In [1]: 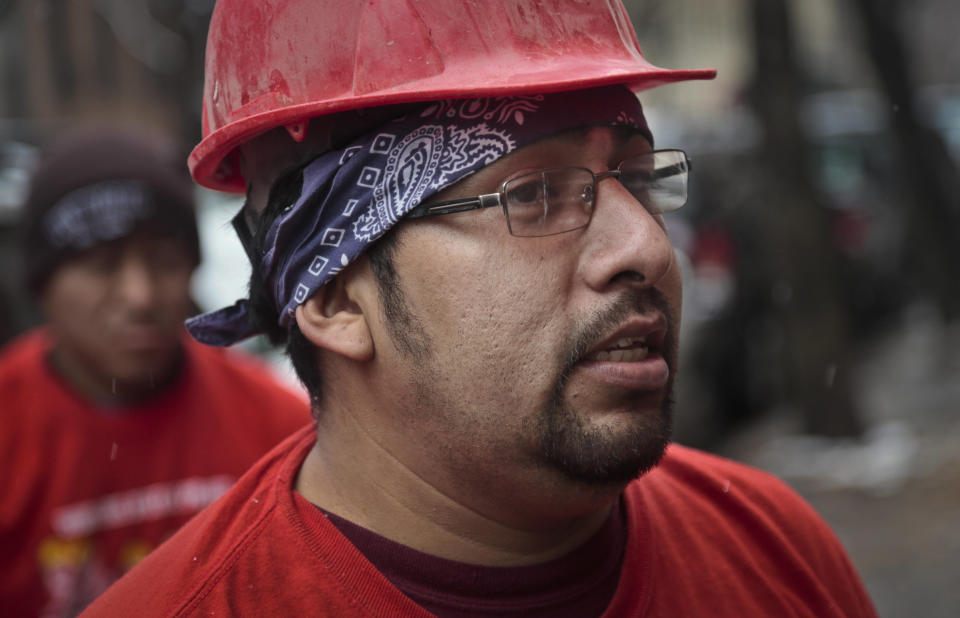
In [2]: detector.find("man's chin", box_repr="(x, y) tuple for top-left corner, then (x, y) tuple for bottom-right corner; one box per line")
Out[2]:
(537, 400), (673, 486)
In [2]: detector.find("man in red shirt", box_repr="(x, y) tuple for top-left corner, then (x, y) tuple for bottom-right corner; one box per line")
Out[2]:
(86, 2), (877, 616)
(0, 127), (311, 617)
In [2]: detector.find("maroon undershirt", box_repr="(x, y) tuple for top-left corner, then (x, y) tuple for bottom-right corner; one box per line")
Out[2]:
(318, 498), (627, 617)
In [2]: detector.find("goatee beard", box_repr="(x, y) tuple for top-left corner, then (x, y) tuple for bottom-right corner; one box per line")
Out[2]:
(537, 289), (678, 485)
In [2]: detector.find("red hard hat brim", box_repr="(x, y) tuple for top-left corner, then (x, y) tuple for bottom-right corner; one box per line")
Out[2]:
(189, 64), (716, 194)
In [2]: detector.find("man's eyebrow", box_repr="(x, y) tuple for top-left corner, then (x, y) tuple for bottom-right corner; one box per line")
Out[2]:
(615, 125), (654, 148)
(543, 124), (651, 149)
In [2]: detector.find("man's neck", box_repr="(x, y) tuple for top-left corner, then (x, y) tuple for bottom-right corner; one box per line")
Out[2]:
(294, 401), (625, 567)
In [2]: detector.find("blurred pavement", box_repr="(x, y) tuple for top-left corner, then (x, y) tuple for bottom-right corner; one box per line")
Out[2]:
(721, 301), (960, 618)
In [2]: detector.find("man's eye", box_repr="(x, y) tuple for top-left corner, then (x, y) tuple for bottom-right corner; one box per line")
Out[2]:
(506, 177), (545, 205)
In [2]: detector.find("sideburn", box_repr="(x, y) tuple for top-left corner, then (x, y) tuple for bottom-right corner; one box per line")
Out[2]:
(367, 231), (433, 362)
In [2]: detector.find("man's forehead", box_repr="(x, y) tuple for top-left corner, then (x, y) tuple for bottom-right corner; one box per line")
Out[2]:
(436, 125), (653, 198)
(508, 125), (651, 165)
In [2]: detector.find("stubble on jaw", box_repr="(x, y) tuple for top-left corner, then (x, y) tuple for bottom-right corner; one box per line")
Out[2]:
(537, 288), (679, 486)
(372, 239), (679, 486)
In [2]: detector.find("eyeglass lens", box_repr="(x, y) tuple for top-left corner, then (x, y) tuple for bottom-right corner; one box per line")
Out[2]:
(502, 150), (689, 237)
(504, 168), (594, 236)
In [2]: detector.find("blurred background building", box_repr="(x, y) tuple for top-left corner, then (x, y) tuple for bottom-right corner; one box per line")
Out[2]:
(1, 1), (958, 615)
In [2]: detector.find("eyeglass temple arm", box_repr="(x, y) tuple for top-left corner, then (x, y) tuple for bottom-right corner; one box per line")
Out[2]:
(600, 158), (691, 184)
(407, 193), (502, 219)
(655, 160), (691, 178)
(642, 160), (691, 183)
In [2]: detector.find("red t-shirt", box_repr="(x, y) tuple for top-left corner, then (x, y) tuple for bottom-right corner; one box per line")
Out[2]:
(83, 425), (877, 617)
(0, 329), (312, 617)
(318, 499), (625, 617)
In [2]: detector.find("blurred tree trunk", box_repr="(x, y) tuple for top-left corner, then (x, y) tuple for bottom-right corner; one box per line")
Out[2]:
(849, 0), (960, 321)
(747, 0), (863, 436)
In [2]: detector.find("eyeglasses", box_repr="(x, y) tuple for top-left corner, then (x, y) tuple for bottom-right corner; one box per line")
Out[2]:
(406, 149), (691, 237)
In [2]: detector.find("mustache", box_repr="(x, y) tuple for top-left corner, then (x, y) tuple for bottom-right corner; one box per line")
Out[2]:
(558, 287), (678, 383)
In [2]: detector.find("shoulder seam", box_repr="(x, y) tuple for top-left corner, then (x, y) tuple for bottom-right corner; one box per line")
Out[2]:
(172, 492), (279, 616)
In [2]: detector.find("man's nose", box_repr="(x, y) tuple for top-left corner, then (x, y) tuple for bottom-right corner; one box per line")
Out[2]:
(113, 254), (157, 308)
(578, 177), (676, 291)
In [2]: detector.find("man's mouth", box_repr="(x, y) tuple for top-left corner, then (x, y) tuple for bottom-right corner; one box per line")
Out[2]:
(583, 313), (667, 363)
(588, 337), (650, 362)
(573, 315), (671, 391)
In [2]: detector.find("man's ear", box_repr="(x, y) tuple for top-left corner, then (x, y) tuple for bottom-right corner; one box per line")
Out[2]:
(294, 268), (374, 362)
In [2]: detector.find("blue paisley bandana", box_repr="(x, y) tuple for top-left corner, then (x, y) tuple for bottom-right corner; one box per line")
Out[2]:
(187, 85), (649, 346)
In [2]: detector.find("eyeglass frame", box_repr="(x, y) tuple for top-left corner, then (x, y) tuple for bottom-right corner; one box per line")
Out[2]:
(406, 148), (692, 237)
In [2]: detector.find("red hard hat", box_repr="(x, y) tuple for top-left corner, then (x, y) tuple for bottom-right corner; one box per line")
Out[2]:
(190, 0), (716, 193)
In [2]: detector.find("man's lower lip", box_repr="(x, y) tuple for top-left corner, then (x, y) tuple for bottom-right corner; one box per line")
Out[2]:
(576, 355), (670, 390)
